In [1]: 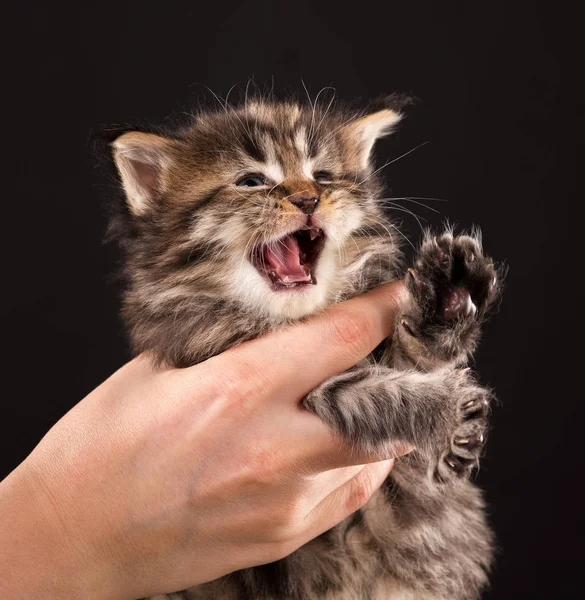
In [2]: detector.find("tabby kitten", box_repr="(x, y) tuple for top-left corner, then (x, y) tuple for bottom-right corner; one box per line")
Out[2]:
(105, 93), (501, 600)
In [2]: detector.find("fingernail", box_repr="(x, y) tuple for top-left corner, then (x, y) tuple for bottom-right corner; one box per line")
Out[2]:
(393, 442), (416, 457)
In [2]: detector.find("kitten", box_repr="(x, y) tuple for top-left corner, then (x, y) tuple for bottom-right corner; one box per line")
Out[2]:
(104, 93), (502, 600)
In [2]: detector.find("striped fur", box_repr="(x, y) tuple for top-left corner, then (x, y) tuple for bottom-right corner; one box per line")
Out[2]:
(105, 94), (502, 599)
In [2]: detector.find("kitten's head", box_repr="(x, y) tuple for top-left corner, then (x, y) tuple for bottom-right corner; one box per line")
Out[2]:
(107, 95), (408, 325)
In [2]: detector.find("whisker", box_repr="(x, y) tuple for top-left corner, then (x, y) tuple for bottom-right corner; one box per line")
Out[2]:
(378, 196), (446, 214)
(312, 86), (337, 139)
(384, 203), (427, 233)
(363, 218), (415, 252)
(349, 141), (431, 191)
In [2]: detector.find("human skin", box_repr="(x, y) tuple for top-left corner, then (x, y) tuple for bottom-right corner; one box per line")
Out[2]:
(0, 281), (408, 600)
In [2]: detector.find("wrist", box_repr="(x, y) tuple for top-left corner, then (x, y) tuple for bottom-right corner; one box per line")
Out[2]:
(0, 461), (125, 600)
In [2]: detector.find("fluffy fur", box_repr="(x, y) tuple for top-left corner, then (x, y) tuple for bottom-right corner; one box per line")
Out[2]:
(104, 92), (503, 600)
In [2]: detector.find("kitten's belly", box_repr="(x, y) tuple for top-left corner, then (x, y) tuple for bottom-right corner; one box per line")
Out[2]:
(370, 579), (442, 600)
(172, 579), (442, 600)
(319, 579), (441, 600)
(162, 587), (439, 600)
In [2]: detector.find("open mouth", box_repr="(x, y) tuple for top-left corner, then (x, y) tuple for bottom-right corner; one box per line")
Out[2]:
(251, 226), (326, 289)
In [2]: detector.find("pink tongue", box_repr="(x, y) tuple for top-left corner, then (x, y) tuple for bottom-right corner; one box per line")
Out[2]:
(264, 235), (311, 284)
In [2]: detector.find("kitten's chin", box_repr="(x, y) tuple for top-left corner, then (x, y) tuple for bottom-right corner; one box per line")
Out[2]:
(228, 244), (338, 321)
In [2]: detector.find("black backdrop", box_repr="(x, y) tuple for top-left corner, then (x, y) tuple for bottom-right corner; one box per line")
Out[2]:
(2, 1), (582, 598)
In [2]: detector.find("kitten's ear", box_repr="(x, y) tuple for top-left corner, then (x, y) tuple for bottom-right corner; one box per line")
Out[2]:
(345, 95), (413, 169)
(347, 110), (402, 170)
(111, 131), (177, 215)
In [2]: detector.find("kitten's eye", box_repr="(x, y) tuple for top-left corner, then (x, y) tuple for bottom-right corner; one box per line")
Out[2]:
(236, 175), (267, 187)
(313, 171), (334, 184)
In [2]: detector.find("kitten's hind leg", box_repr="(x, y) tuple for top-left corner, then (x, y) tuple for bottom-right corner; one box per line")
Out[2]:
(305, 365), (492, 481)
(436, 377), (492, 481)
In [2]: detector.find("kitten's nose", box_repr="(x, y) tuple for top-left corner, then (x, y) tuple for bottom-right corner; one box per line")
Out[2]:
(290, 194), (319, 215)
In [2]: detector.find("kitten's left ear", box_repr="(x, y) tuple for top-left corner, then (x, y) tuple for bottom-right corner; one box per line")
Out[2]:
(345, 95), (414, 169)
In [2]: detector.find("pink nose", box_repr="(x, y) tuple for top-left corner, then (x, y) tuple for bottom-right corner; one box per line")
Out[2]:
(290, 194), (319, 215)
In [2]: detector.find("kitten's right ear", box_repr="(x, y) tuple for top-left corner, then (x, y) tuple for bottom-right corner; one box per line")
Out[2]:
(111, 131), (177, 215)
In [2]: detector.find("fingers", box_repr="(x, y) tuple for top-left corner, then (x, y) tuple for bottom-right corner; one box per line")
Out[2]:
(291, 410), (414, 471)
(299, 459), (394, 544)
(208, 281), (406, 401)
(317, 438), (414, 470)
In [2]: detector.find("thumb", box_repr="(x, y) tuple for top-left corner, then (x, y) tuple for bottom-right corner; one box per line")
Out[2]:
(300, 459), (394, 542)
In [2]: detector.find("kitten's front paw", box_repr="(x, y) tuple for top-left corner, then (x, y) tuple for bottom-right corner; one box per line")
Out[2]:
(401, 232), (500, 360)
(436, 378), (492, 481)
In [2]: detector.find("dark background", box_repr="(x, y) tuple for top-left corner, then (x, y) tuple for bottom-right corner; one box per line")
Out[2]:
(2, 1), (582, 597)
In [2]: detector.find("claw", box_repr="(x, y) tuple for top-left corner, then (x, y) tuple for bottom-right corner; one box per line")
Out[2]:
(445, 454), (475, 475)
(467, 296), (478, 317)
(454, 432), (484, 449)
(462, 396), (489, 419)
(407, 268), (426, 293)
(401, 317), (417, 337)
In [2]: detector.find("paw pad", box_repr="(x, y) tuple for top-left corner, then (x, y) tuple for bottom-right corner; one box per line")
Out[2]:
(442, 288), (477, 320)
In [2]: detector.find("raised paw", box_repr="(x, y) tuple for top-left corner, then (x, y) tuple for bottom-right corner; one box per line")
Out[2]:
(401, 231), (501, 361)
(437, 383), (491, 481)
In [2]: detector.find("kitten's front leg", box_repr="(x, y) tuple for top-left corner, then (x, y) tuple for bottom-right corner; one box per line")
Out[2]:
(304, 365), (484, 459)
(391, 231), (501, 370)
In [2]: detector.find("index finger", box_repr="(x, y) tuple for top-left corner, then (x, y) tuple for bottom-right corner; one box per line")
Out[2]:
(215, 280), (406, 400)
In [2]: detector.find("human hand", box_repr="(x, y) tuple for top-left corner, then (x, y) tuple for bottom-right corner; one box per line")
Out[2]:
(0, 281), (407, 600)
